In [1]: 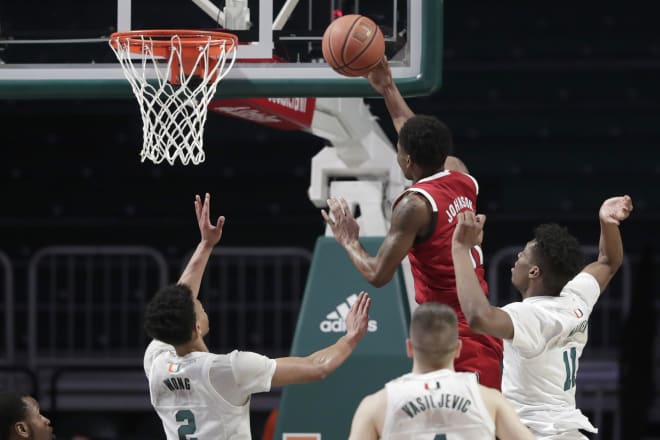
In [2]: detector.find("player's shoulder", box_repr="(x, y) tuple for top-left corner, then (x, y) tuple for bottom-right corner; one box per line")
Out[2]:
(419, 169), (479, 196)
(450, 170), (479, 193)
(363, 387), (387, 407)
(502, 298), (554, 321)
(562, 272), (600, 294)
(392, 190), (433, 222)
(477, 383), (504, 408)
(144, 339), (174, 359)
(559, 272), (600, 306)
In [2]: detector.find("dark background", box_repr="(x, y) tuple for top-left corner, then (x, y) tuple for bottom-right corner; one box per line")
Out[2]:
(1, 0), (659, 439)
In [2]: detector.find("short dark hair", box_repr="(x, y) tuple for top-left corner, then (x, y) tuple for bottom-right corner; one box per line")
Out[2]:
(532, 223), (584, 296)
(0, 391), (27, 440)
(410, 302), (459, 365)
(144, 284), (196, 345)
(399, 115), (453, 169)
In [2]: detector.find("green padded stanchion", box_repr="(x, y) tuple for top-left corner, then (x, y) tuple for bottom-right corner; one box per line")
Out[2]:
(274, 236), (412, 440)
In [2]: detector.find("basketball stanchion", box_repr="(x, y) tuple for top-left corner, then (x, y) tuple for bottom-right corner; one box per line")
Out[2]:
(109, 30), (238, 165)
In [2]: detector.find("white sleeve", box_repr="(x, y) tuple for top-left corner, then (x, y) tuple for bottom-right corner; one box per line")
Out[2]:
(501, 302), (560, 358)
(230, 351), (277, 394)
(143, 339), (175, 378)
(207, 350), (276, 406)
(562, 272), (601, 311)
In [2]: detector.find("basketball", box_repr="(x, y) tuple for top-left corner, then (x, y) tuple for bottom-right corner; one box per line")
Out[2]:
(322, 14), (385, 77)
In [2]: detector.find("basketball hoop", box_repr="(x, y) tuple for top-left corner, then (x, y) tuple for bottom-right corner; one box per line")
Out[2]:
(109, 30), (238, 165)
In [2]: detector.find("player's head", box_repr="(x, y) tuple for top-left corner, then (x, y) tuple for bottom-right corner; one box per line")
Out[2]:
(144, 283), (209, 346)
(407, 302), (461, 370)
(0, 392), (53, 440)
(397, 115), (453, 179)
(512, 223), (584, 296)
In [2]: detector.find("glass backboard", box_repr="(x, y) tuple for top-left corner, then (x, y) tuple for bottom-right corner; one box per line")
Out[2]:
(0, 0), (442, 99)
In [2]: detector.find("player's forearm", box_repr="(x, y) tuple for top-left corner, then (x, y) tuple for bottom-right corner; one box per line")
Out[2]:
(452, 246), (491, 328)
(596, 219), (624, 273)
(276, 336), (355, 385)
(344, 241), (393, 287)
(178, 241), (215, 298)
(381, 84), (414, 134)
(308, 335), (356, 379)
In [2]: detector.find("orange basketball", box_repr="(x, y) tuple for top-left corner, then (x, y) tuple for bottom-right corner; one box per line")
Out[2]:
(321, 14), (385, 77)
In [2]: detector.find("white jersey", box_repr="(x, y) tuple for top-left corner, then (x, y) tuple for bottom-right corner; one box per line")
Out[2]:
(144, 340), (277, 440)
(501, 272), (600, 437)
(382, 369), (495, 440)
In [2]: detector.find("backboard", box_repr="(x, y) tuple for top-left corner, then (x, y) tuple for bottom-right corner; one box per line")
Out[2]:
(0, 0), (443, 99)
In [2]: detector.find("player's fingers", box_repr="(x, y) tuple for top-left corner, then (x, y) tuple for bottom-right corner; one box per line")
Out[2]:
(321, 209), (333, 224)
(476, 214), (487, 227)
(216, 215), (225, 229)
(339, 198), (351, 216)
(624, 195), (633, 211)
(194, 194), (202, 218)
(326, 198), (340, 215)
(359, 292), (369, 314)
(203, 193), (211, 222)
(352, 292), (364, 315)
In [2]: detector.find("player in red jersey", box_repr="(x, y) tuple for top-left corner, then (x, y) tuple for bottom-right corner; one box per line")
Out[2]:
(322, 58), (503, 389)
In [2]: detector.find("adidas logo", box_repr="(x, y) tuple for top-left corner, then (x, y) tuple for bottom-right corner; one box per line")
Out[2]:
(319, 293), (378, 333)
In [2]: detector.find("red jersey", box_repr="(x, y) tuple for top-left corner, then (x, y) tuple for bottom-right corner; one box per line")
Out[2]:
(394, 170), (503, 389)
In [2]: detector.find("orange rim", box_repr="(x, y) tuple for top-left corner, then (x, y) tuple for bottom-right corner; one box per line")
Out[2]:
(110, 29), (238, 82)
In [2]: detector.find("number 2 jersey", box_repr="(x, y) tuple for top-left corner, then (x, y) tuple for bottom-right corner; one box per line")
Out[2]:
(501, 272), (600, 436)
(382, 369), (495, 439)
(144, 340), (277, 440)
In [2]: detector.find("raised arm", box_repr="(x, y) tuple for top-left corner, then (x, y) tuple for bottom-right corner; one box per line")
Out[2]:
(178, 193), (226, 298)
(452, 211), (514, 339)
(321, 195), (427, 287)
(367, 58), (414, 134)
(271, 292), (371, 386)
(367, 58), (466, 173)
(582, 195), (633, 292)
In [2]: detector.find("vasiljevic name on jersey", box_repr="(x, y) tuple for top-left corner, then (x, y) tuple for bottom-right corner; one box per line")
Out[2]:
(401, 392), (472, 418)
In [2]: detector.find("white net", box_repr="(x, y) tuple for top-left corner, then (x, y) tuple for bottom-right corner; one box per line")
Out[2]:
(109, 32), (237, 165)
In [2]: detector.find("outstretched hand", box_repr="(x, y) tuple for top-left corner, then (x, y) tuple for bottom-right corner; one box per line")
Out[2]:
(321, 197), (360, 248)
(195, 193), (226, 247)
(365, 57), (393, 95)
(452, 211), (486, 249)
(599, 195), (633, 225)
(344, 291), (371, 343)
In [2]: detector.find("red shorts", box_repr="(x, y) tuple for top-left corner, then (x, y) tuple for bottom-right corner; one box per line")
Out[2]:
(455, 335), (503, 390)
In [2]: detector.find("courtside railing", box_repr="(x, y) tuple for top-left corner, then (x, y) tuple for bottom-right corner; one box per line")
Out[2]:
(25, 245), (311, 412)
(27, 246), (169, 368)
(183, 247), (312, 358)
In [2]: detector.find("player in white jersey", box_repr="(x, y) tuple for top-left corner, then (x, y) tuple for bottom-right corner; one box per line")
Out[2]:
(143, 193), (371, 440)
(451, 195), (633, 439)
(348, 302), (534, 440)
